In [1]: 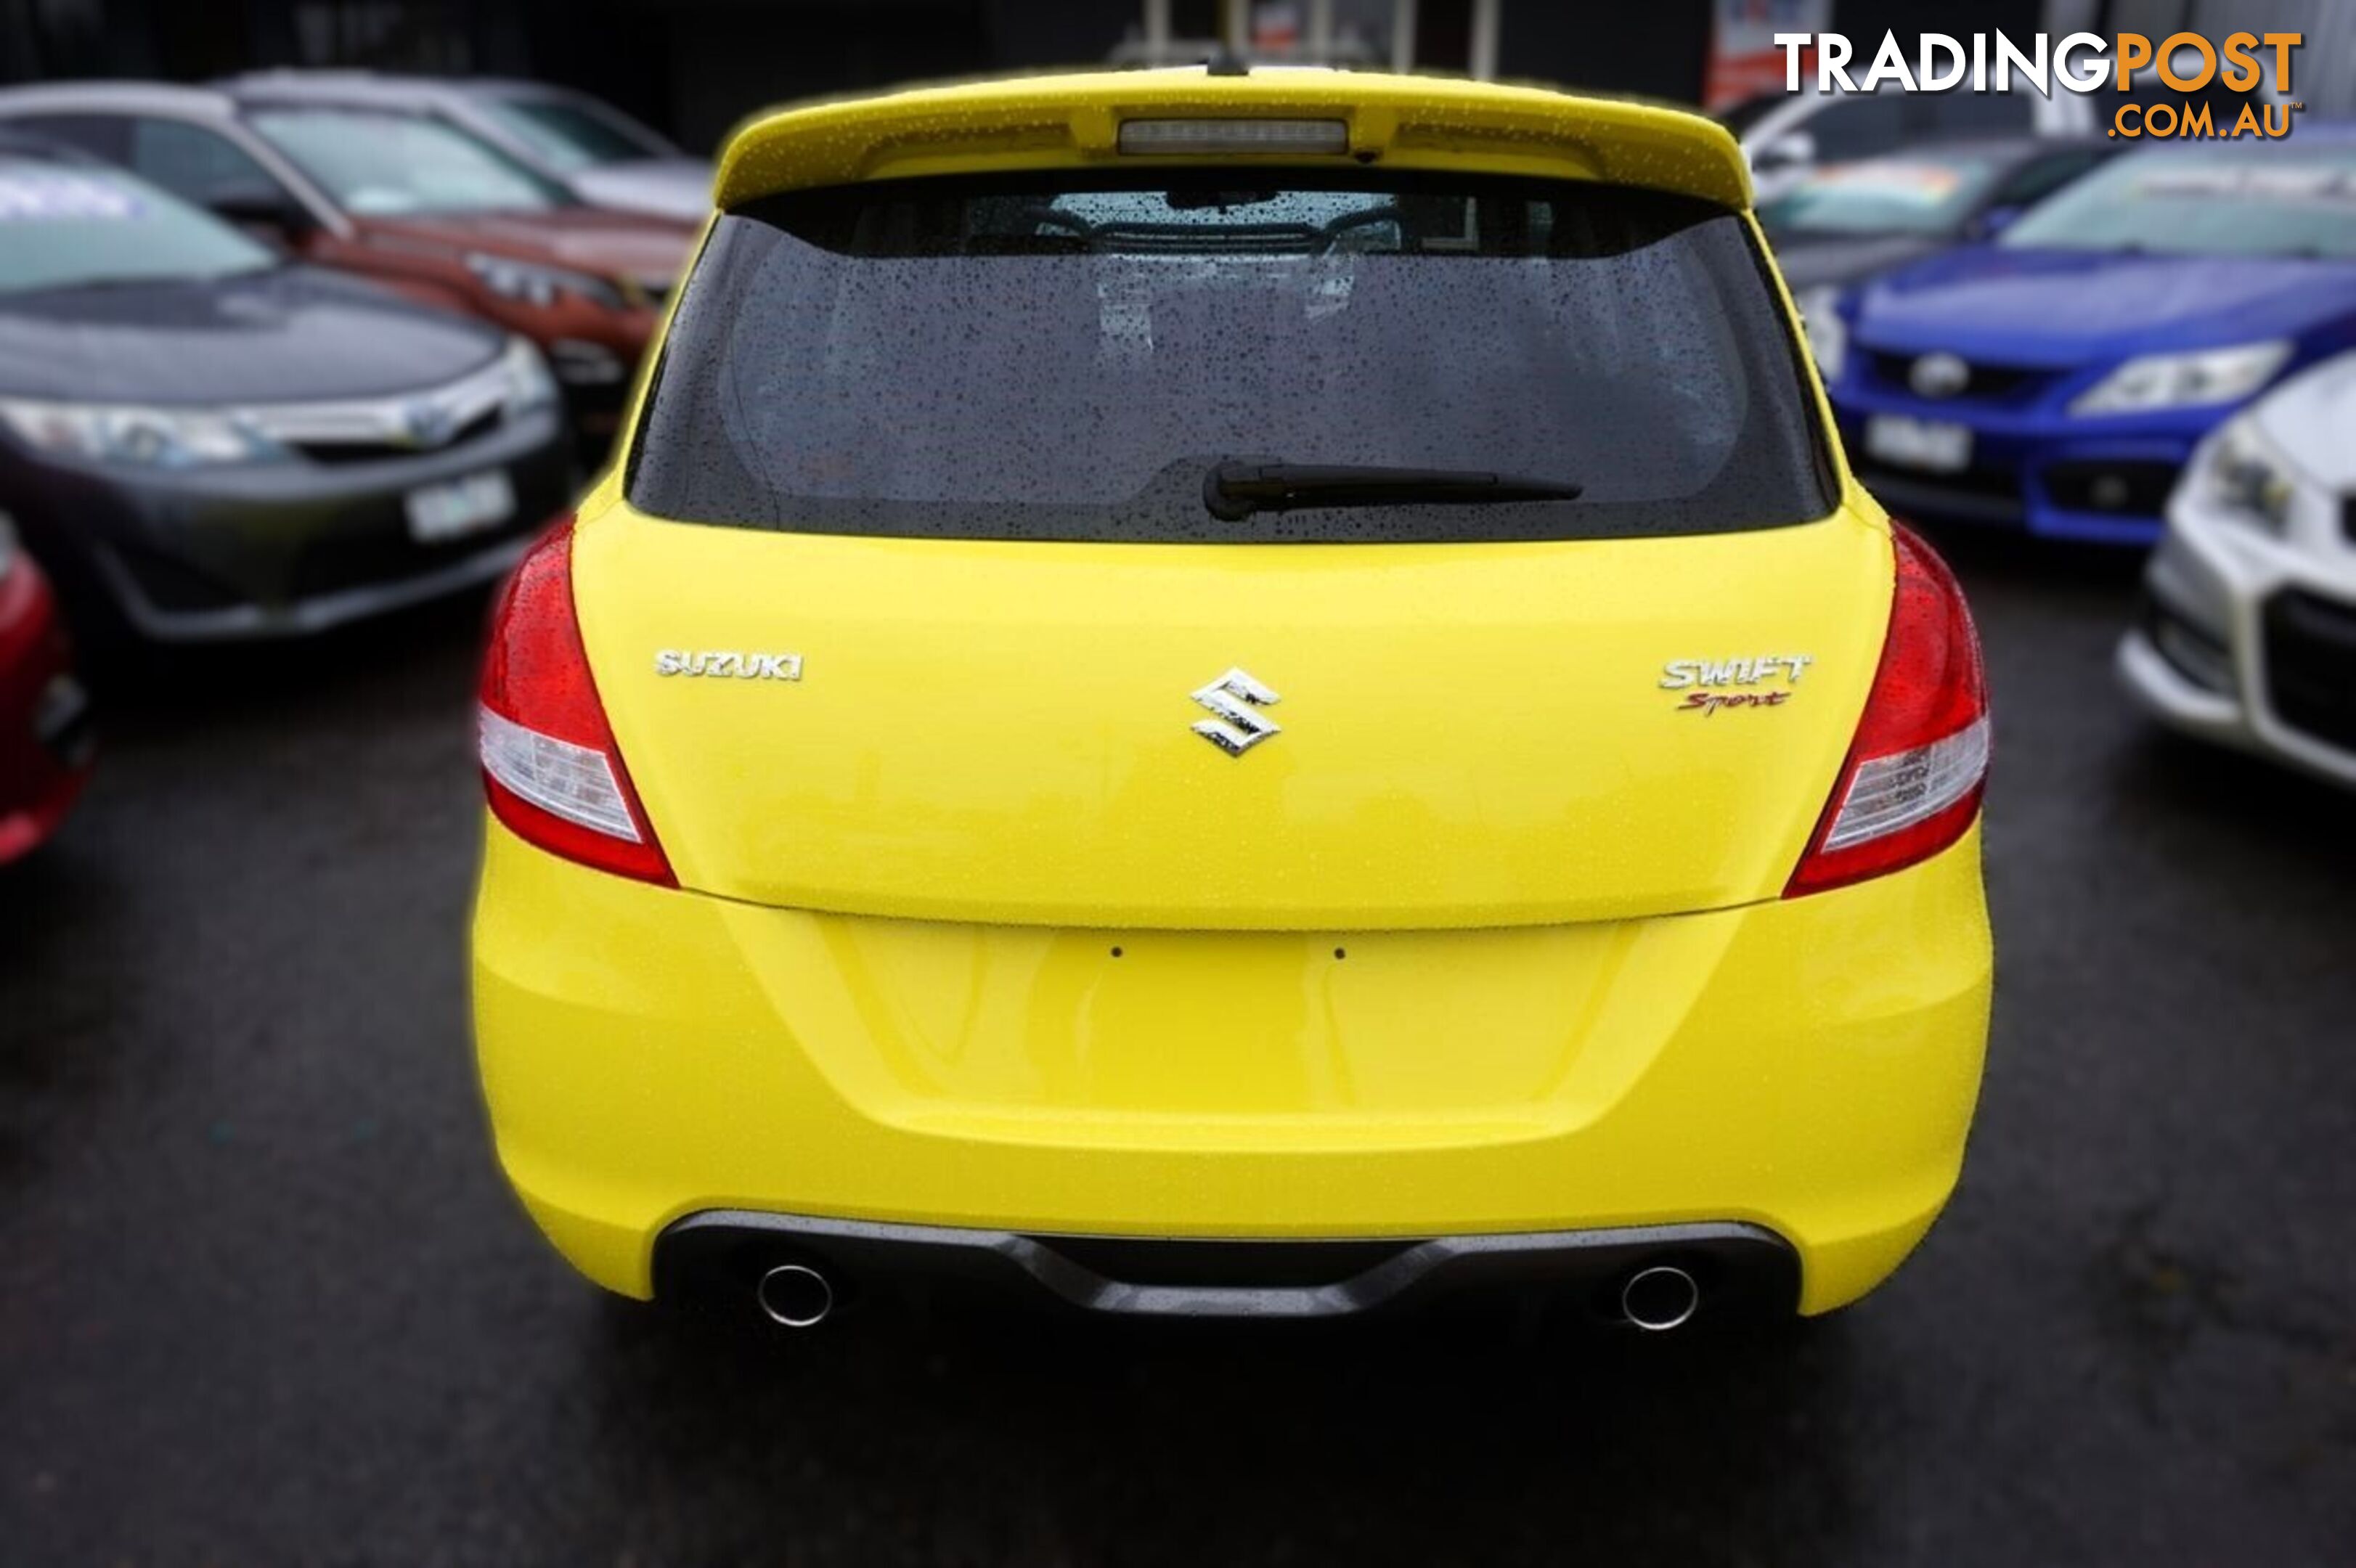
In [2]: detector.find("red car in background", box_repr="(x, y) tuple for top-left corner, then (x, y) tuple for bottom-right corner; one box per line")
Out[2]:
(0, 518), (93, 864)
(0, 82), (698, 449)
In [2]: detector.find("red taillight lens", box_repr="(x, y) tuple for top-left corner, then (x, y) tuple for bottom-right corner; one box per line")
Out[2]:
(478, 518), (674, 886)
(1785, 524), (1989, 897)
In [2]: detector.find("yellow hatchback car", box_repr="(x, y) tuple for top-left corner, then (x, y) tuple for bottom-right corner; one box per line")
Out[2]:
(471, 68), (1993, 1334)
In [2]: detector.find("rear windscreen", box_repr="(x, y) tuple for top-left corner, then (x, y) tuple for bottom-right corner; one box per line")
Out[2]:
(628, 169), (1833, 543)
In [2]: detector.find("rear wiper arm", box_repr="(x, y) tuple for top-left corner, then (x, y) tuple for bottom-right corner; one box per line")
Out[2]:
(1204, 460), (1583, 521)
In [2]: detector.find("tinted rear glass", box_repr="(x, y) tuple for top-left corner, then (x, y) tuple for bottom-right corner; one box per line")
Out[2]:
(629, 170), (1832, 543)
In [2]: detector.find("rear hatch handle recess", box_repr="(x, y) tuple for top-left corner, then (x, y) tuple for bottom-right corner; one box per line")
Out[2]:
(1203, 460), (1584, 522)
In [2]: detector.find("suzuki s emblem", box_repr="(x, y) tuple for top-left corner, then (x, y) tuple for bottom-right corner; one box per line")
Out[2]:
(1909, 352), (1970, 399)
(1191, 667), (1281, 756)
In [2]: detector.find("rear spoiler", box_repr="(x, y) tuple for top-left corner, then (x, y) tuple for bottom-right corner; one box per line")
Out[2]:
(714, 68), (1750, 213)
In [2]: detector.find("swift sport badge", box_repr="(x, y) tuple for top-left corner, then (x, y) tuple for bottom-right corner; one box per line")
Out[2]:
(1660, 653), (1814, 715)
(655, 650), (803, 680)
(1191, 667), (1281, 756)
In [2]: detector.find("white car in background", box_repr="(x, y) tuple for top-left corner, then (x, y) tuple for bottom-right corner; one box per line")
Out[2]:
(2120, 353), (2356, 790)
(1724, 78), (2098, 204)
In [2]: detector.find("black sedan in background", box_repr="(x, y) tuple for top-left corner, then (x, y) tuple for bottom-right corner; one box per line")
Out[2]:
(1762, 138), (2115, 362)
(0, 135), (571, 642)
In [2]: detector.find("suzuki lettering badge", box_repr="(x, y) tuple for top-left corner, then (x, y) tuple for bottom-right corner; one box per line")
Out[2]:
(1191, 667), (1281, 756)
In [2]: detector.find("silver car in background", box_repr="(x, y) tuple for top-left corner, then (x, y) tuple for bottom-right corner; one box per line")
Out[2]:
(216, 71), (714, 224)
(2121, 351), (2356, 789)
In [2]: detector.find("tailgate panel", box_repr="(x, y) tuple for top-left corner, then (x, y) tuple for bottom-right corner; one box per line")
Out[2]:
(579, 505), (1889, 928)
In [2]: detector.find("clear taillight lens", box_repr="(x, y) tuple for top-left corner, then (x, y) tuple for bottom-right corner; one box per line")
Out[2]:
(1786, 525), (1989, 897)
(478, 708), (643, 842)
(478, 518), (674, 886)
(1818, 716), (1992, 853)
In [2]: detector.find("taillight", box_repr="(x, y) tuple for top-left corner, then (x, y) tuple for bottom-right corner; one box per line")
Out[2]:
(478, 518), (675, 886)
(1786, 524), (1989, 897)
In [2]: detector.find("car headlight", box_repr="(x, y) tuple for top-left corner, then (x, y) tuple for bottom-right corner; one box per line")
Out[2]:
(2194, 414), (2302, 535)
(2071, 341), (2291, 417)
(0, 399), (286, 469)
(497, 335), (559, 415)
(1797, 285), (1846, 380)
(466, 251), (628, 311)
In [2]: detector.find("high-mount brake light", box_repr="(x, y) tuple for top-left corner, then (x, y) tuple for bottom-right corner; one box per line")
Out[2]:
(1786, 524), (1989, 897)
(1116, 118), (1350, 155)
(478, 518), (674, 886)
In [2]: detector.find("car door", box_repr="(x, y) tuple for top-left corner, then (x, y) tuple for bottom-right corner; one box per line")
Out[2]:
(9, 112), (131, 165)
(12, 111), (317, 248)
(122, 117), (317, 245)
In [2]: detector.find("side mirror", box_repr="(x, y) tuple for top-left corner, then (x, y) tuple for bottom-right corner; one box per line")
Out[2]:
(1750, 129), (1817, 174)
(205, 187), (310, 248)
(1968, 205), (2024, 241)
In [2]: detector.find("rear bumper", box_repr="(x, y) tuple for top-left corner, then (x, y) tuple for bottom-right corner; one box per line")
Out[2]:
(473, 820), (1993, 1317)
(656, 1211), (1799, 1323)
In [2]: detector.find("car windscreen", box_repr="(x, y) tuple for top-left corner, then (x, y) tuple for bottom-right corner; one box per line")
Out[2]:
(0, 159), (273, 295)
(1760, 154), (1998, 238)
(481, 97), (670, 171)
(248, 107), (567, 216)
(2002, 142), (2356, 258)
(628, 170), (1833, 544)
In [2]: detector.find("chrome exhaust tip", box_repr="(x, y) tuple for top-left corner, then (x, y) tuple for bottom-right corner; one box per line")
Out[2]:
(755, 1262), (836, 1328)
(1620, 1265), (1700, 1332)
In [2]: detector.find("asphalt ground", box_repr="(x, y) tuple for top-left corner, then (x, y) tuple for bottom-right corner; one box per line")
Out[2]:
(2, 527), (2352, 1566)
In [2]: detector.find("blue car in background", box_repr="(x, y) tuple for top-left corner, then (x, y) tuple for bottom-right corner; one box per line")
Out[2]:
(1818, 128), (2356, 545)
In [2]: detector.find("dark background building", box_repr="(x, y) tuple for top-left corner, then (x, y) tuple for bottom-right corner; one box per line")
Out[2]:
(2, 0), (2077, 155)
(7, 1), (2351, 153)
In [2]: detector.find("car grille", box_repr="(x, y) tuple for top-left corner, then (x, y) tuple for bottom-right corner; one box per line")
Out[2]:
(1866, 351), (2048, 402)
(2041, 460), (2180, 518)
(286, 508), (537, 602)
(242, 356), (517, 466)
(2262, 588), (2356, 751)
(288, 407), (505, 465)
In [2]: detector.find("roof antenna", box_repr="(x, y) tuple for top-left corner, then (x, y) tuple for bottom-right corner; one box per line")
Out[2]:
(1205, 46), (1250, 76)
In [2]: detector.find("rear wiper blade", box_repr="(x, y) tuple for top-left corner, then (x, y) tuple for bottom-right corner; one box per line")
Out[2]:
(1204, 460), (1583, 521)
